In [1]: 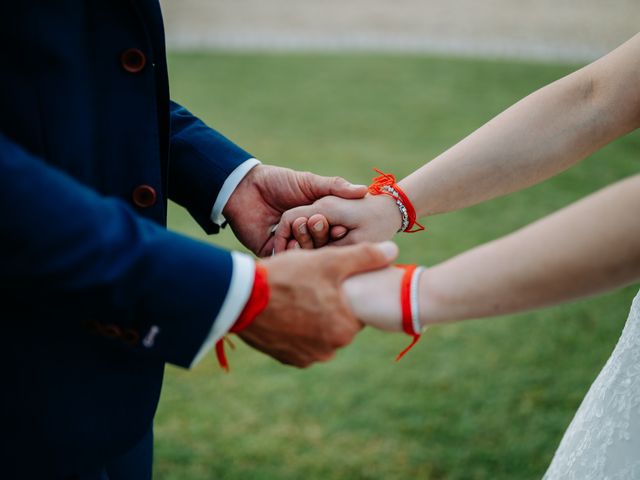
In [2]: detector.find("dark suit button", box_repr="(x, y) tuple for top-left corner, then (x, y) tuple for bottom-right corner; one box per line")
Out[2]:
(132, 185), (157, 208)
(121, 48), (146, 73)
(102, 324), (122, 338)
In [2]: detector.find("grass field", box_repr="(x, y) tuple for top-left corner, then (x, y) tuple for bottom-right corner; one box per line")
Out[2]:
(155, 52), (640, 479)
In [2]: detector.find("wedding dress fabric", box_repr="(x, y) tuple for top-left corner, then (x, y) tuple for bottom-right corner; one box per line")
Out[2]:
(544, 289), (640, 479)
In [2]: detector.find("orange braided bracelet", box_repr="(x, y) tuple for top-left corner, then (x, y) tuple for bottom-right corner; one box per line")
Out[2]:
(368, 168), (425, 233)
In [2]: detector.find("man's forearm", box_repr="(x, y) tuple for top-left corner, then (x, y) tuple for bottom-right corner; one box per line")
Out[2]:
(400, 34), (640, 218)
(422, 175), (640, 325)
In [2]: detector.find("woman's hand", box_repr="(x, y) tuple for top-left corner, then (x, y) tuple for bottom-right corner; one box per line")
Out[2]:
(223, 164), (368, 257)
(342, 266), (405, 332)
(273, 194), (403, 253)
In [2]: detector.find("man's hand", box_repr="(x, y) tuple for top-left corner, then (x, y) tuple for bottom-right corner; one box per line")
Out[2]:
(223, 165), (367, 257)
(239, 241), (399, 367)
(273, 194), (402, 253)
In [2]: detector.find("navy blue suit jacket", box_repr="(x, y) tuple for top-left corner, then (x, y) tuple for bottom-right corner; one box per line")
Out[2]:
(0, 1), (252, 476)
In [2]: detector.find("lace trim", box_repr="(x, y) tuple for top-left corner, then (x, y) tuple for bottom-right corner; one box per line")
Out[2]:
(544, 290), (640, 479)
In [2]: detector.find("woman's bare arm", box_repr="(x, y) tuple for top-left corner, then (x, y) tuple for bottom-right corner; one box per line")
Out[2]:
(276, 33), (640, 250)
(401, 33), (640, 218)
(343, 175), (640, 330)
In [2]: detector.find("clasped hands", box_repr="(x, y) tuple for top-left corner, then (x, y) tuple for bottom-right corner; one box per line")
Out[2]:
(224, 164), (406, 367)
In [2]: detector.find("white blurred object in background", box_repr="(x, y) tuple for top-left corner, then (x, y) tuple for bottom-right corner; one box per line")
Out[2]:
(160, 0), (639, 62)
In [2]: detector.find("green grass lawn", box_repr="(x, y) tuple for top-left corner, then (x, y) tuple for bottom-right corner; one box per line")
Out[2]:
(155, 52), (640, 479)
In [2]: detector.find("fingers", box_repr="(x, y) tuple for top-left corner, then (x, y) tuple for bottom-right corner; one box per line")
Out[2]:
(286, 218), (350, 251)
(325, 231), (360, 248)
(290, 215), (330, 250)
(273, 195), (354, 253)
(303, 172), (367, 200)
(255, 224), (279, 257)
(290, 216), (349, 251)
(324, 241), (399, 279)
(307, 214), (330, 248)
(273, 232), (289, 254)
(273, 205), (313, 253)
(291, 217), (313, 249)
(243, 244), (374, 368)
(330, 225), (348, 241)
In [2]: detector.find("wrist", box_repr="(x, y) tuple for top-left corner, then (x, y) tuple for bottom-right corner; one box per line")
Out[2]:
(367, 193), (404, 234)
(396, 179), (424, 218)
(215, 262), (270, 371)
(222, 163), (264, 222)
(232, 263), (270, 332)
(342, 267), (403, 332)
(368, 169), (425, 233)
(417, 266), (448, 326)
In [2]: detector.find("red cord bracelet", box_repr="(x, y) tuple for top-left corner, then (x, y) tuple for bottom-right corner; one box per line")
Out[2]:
(395, 264), (425, 361)
(216, 263), (270, 371)
(368, 168), (425, 233)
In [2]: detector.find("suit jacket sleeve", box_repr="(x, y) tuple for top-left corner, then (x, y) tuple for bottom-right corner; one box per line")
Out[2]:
(0, 132), (239, 368)
(168, 101), (254, 234)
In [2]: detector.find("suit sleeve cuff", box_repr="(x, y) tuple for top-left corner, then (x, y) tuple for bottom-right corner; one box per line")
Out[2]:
(210, 158), (261, 226)
(189, 251), (256, 368)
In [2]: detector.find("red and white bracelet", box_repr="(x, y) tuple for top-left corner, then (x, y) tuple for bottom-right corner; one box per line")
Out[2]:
(396, 264), (426, 361)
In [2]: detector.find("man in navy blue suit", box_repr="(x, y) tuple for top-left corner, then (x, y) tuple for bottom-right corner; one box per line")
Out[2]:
(0, 2), (397, 478)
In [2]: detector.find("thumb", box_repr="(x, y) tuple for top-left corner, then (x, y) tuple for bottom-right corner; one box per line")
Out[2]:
(325, 241), (399, 280)
(304, 173), (368, 200)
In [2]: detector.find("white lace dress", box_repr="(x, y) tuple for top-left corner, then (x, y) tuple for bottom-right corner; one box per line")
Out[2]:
(544, 289), (640, 479)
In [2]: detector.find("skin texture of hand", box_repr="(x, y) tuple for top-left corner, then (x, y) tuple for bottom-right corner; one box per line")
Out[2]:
(342, 266), (404, 332)
(273, 194), (403, 253)
(238, 241), (399, 367)
(223, 164), (368, 257)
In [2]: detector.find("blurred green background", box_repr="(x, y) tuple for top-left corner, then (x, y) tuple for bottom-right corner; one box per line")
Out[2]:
(155, 52), (640, 479)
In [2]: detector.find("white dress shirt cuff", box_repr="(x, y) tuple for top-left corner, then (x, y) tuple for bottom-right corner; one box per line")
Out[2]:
(210, 158), (261, 226)
(189, 251), (256, 368)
